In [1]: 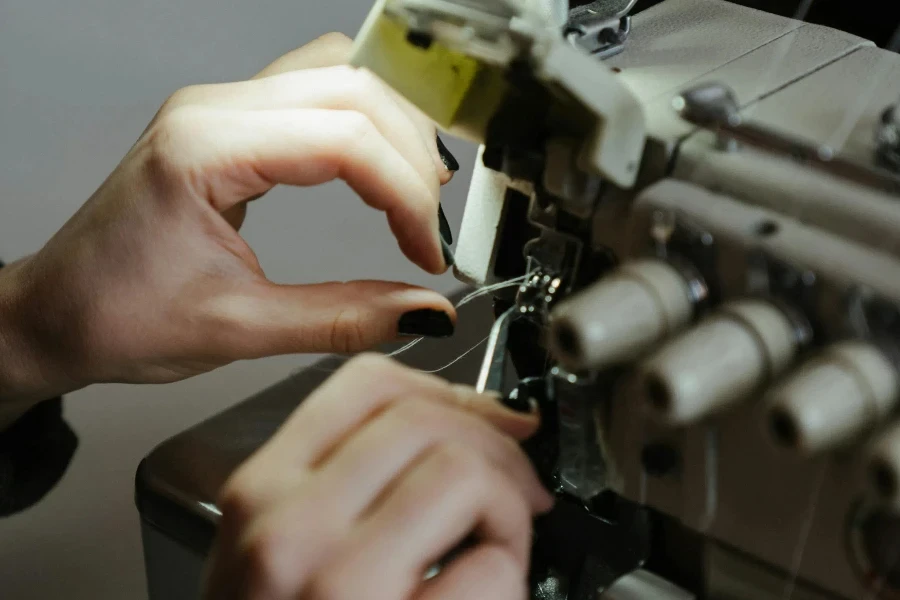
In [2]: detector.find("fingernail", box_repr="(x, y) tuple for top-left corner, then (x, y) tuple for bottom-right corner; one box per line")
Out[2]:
(398, 309), (455, 338)
(438, 205), (454, 269)
(441, 238), (455, 269)
(502, 394), (538, 414)
(436, 135), (459, 172)
(438, 205), (453, 245)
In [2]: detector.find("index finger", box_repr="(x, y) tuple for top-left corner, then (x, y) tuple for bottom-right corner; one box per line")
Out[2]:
(165, 105), (444, 272)
(252, 32), (355, 79)
(256, 355), (539, 468)
(252, 33), (452, 184)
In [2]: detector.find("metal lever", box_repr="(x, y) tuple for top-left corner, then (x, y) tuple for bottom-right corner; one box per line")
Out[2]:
(673, 82), (900, 194)
(475, 305), (518, 394)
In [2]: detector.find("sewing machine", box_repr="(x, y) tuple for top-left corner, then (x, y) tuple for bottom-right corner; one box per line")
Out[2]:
(136, 1), (900, 598)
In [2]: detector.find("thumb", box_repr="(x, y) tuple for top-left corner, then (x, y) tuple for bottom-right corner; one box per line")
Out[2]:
(226, 281), (457, 357)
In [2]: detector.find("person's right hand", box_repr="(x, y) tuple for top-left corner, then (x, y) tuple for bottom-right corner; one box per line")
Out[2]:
(204, 355), (553, 600)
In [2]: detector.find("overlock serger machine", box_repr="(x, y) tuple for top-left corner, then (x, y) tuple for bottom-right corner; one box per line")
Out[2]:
(347, 0), (900, 598)
(135, 1), (900, 599)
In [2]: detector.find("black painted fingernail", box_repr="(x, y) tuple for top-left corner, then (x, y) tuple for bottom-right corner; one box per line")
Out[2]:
(438, 205), (453, 245)
(398, 309), (455, 338)
(436, 135), (459, 172)
(441, 238), (455, 268)
(438, 205), (454, 267)
(502, 394), (535, 414)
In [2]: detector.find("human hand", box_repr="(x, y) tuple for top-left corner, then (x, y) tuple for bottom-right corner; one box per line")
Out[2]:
(0, 33), (461, 408)
(205, 355), (553, 600)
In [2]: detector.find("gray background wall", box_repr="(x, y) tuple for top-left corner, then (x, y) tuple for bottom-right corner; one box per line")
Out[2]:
(0, 1), (477, 598)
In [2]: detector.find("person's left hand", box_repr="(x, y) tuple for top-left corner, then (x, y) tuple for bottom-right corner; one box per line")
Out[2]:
(0, 32), (460, 406)
(204, 355), (551, 600)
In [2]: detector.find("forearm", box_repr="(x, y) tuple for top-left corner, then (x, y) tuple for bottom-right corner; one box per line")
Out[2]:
(0, 259), (74, 429)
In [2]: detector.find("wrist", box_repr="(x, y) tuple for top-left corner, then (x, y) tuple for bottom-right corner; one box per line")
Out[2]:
(0, 259), (76, 428)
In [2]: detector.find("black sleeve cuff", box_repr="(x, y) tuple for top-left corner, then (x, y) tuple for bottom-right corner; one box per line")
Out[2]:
(0, 258), (79, 517)
(0, 397), (79, 517)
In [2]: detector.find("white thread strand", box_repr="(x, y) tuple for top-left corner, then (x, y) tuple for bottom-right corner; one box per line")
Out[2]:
(781, 460), (827, 600)
(298, 273), (534, 376)
(420, 335), (491, 374)
(384, 337), (425, 358)
(455, 274), (532, 310)
(385, 273), (530, 363)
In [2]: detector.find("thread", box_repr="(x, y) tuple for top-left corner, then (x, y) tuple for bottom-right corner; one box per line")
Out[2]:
(420, 335), (490, 374)
(381, 273), (532, 360)
(299, 273), (533, 376)
(780, 460), (827, 600)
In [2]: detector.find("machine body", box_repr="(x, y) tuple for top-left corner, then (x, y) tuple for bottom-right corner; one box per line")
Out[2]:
(136, 1), (900, 599)
(350, 0), (900, 598)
